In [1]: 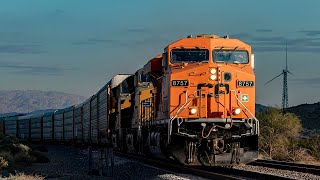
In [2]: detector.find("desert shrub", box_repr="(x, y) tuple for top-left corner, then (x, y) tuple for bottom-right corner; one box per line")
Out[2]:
(0, 151), (14, 167)
(0, 156), (8, 170)
(7, 172), (44, 180)
(0, 135), (49, 173)
(0, 137), (43, 168)
(286, 144), (315, 162)
(298, 135), (320, 161)
(1, 136), (19, 145)
(258, 108), (302, 160)
(0, 137), (22, 155)
(16, 143), (31, 154)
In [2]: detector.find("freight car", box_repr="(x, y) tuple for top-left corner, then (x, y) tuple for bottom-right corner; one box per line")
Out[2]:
(0, 34), (259, 166)
(30, 113), (43, 141)
(18, 114), (31, 141)
(42, 111), (56, 142)
(4, 116), (19, 138)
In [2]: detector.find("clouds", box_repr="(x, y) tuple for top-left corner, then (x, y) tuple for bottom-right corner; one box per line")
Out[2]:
(0, 62), (74, 76)
(231, 29), (320, 53)
(0, 44), (45, 54)
(72, 38), (121, 46)
(298, 30), (320, 37)
(256, 29), (273, 33)
(0, 32), (45, 54)
(72, 25), (168, 47)
(126, 27), (148, 33)
(290, 77), (320, 87)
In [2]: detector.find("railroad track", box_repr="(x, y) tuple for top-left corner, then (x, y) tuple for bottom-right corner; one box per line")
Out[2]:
(115, 152), (292, 180)
(249, 159), (320, 176)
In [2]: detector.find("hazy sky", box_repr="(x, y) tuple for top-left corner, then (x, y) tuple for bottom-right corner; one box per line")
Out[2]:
(0, 0), (320, 107)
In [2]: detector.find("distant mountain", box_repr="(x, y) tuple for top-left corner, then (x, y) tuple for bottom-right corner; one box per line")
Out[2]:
(256, 103), (268, 112)
(287, 102), (320, 130)
(255, 102), (320, 130)
(0, 90), (87, 114)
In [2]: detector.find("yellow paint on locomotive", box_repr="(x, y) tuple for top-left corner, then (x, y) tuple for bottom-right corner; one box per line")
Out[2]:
(138, 87), (156, 122)
(120, 96), (132, 110)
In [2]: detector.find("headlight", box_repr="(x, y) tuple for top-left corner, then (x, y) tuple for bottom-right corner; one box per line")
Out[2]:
(190, 108), (197, 114)
(233, 108), (241, 115)
(210, 69), (217, 74)
(210, 75), (217, 80)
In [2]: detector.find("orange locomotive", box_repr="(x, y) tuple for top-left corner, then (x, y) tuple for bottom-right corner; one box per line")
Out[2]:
(112, 34), (259, 166)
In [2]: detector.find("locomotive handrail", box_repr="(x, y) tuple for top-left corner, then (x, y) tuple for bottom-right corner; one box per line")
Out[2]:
(231, 90), (260, 136)
(168, 89), (204, 143)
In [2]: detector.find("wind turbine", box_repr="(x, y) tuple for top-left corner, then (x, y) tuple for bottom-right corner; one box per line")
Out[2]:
(265, 42), (292, 112)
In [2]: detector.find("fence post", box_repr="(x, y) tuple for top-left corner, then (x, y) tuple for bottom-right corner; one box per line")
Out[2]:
(88, 146), (92, 175)
(104, 146), (114, 177)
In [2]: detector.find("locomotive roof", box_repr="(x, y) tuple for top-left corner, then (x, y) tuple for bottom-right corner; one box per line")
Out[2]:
(143, 55), (162, 75)
(167, 34), (251, 51)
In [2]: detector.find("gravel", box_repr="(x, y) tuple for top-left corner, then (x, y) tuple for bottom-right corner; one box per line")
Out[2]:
(234, 164), (320, 180)
(15, 145), (208, 180)
(13, 145), (320, 180)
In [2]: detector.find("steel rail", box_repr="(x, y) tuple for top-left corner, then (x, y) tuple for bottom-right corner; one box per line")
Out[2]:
(250, 159), (320, 176)
(115, 152), (292, 180)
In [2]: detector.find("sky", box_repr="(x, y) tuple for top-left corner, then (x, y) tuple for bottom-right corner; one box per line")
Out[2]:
(0, 0), (320, 107)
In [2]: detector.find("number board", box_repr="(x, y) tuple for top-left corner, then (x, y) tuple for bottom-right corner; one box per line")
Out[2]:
(237, 81), (254, 87)
(172, 80), (189, 86)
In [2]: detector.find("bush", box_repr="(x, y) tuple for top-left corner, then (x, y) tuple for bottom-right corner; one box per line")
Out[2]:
(298, 135), (320, 161)
(1, 136), (19, 145)
(258, 108), (302, 160)
(17, 144), (31, 154)
(0, 156), (8, 170)
(0, 151), (14, 167)
(287, 147), (315, 163)
(0, 137), (23, 155)
(0, 143), (34, 166)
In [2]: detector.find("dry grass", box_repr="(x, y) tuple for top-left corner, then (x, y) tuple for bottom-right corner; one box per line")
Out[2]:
(5, 172), (44, 180)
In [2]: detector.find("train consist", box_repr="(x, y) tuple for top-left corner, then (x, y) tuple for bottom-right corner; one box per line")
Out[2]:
(0, 34), (259, 166)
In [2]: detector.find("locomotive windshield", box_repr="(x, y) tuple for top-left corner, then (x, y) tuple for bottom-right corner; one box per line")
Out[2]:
(213, 49), (249, 64)
(171, 49), (209, 63)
